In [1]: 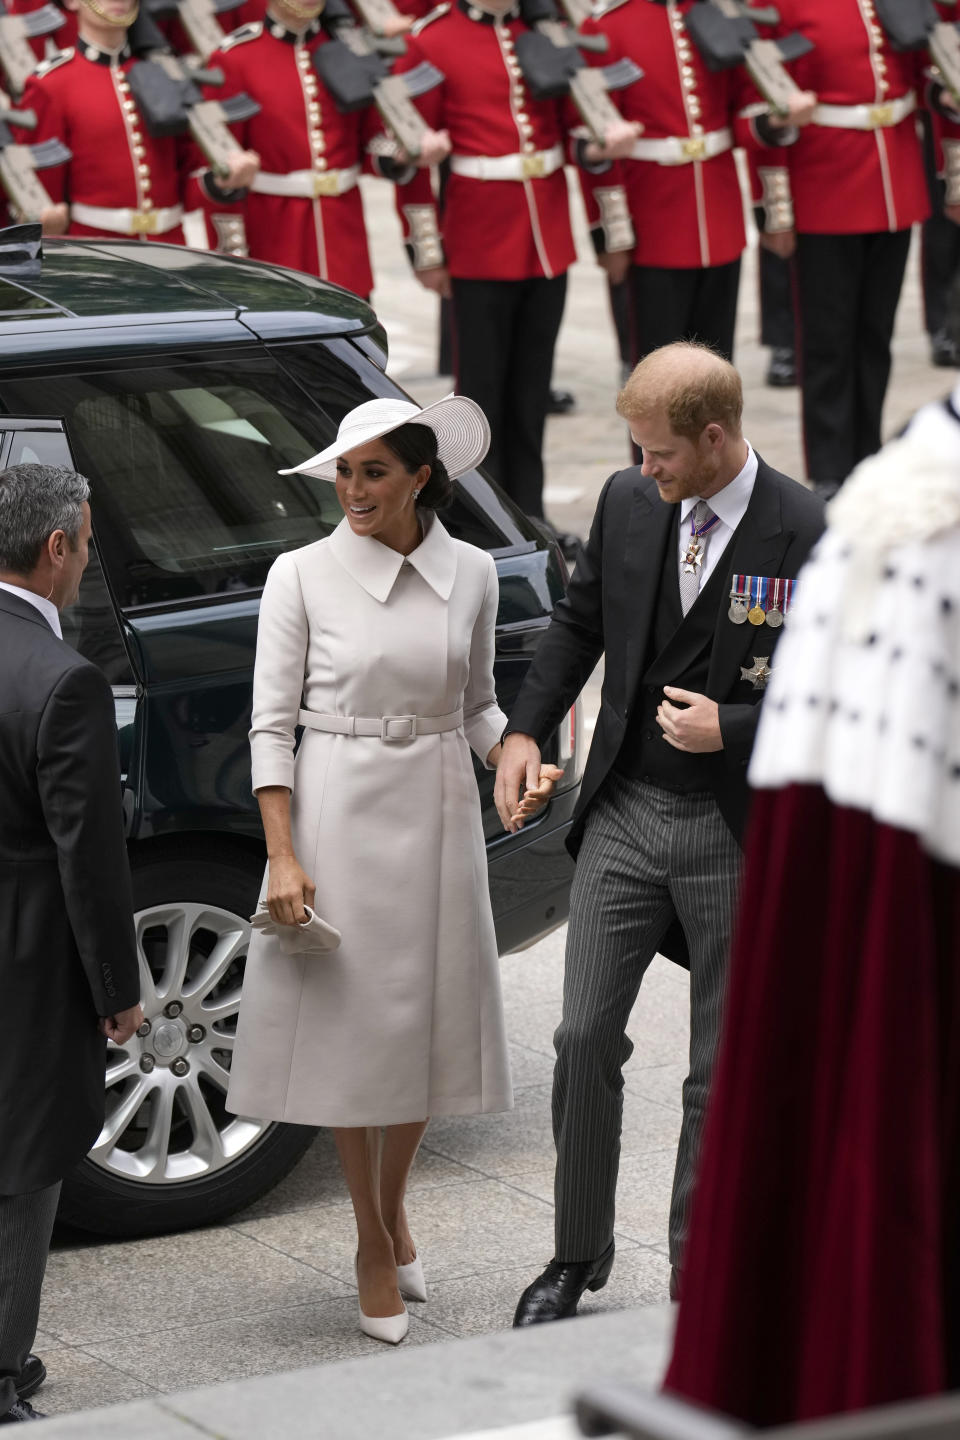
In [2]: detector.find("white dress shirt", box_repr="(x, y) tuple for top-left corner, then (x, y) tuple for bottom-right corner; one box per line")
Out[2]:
(0, 580), (62, 638)
(677, 443), (758, 596)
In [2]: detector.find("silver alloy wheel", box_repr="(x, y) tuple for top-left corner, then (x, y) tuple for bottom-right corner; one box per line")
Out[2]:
(91, 902), (268, 1184)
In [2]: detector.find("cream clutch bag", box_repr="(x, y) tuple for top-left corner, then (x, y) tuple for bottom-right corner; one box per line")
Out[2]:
(249, 902), (341, 955)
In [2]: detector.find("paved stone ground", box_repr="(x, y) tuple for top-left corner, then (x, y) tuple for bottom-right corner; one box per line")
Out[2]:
(35, 176), (954, 1420)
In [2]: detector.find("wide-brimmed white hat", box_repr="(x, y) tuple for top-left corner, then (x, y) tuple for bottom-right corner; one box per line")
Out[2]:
(278, 393), (490, 482)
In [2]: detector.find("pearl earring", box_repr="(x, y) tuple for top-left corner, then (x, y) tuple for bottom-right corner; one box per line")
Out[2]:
(412, 488), (421, 499)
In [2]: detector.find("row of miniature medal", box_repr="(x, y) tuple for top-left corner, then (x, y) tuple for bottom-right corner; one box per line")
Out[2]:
(729, 575), (795, 628)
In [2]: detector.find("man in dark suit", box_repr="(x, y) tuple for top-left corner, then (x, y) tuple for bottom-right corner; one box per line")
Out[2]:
(0, 463), (142, 1423)
(495, 343), (825, 1325)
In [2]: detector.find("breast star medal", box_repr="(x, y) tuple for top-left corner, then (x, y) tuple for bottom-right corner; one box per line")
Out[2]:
(741, 656), (772, 690)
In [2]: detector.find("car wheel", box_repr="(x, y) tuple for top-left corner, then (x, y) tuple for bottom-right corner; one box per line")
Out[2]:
(58, 850), (317, 1238)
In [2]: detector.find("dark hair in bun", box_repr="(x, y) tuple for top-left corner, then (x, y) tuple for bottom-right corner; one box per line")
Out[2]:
(381, 421), (453, 511)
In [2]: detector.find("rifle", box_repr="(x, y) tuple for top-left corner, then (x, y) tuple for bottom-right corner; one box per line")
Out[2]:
(136, 0), (247, 63)
(516, 0), (642, 145)
(0, 2), (65, 99)
(683, 0), (813, 118)
(872, 0), (960, 110)
(0, 105), (70, 222)
(313, 19), (443, 159)
(124, 51), (260, 179)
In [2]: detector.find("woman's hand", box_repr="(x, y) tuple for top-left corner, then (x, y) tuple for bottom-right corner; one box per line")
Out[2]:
(510, 764), (565, 825)
(266, 855), (316, 926)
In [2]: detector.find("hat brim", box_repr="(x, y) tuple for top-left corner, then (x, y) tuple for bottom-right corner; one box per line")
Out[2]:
(278, 393), (491, 482)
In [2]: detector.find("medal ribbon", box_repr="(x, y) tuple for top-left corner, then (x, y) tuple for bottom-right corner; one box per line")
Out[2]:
(690, 508), (722, 543)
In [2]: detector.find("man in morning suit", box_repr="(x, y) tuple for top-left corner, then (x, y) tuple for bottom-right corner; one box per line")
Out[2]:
(495, 344), (825, 1322)
(0, 464), (142, 1423)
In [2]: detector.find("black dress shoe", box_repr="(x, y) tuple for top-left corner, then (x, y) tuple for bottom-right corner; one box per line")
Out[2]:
(0, 1400), (44, 1422)
(765, 347), (796, 388)
(930, 329), (960, 368)
(513, 1241), (615, 1327)
(547, 388), (576, 415)
(15, 1358), (45, 1403)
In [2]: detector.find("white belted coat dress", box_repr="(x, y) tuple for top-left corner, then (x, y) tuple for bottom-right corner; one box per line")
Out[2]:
(226, 513), (514, 1127)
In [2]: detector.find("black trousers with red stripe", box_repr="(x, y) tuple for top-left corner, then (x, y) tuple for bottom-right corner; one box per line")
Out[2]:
(794, 229), (911, 486)
(452, 273), (568, 521)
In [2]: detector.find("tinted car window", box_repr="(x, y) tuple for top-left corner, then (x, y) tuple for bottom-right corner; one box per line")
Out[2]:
(0, 357), (343, 609)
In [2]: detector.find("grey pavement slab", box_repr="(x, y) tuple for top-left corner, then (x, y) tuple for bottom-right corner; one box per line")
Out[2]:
(33, 1303), (674, 1440)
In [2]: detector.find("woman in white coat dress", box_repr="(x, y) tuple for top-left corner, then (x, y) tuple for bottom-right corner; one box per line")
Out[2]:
(226, 394), (562, 1345)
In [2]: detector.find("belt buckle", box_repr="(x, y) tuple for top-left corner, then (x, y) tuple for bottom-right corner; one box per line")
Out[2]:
(313, 171), (340, 197)
(867, 103), (895, 128)
(681, 137), (707, 161)
(130, 210), (158, 235)
(380, 714), (417, 741)
(522, 153), (546, 179)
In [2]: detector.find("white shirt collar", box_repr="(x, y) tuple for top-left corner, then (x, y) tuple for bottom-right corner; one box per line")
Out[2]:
(679, 442), (758, 529)
(0, 580), (62, 638)
(327, 511), (458, 603)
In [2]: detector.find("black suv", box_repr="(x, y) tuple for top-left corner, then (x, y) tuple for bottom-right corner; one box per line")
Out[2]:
(0, 237), (582, 1236)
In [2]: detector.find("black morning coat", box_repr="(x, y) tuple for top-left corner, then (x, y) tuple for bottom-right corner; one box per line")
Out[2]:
(0, 587), (140, 1196)
(505, 457), (827, 966)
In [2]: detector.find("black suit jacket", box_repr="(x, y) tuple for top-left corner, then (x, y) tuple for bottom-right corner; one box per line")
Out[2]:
(0, 587), (140, 1195)
(507, 455), (826, 863)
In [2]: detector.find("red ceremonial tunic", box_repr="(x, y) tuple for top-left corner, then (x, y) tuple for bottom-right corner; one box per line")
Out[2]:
(195, 19), (384, 297)
(577, 0), (767, 270)
(768, 0), (936, 234)
(18, 39), (189, 243)
(393, 2), (577, 281)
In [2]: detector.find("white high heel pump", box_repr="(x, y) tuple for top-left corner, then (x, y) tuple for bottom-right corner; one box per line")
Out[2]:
(397, 1253), (427, 1303)
(355, 1256), (409, 1345)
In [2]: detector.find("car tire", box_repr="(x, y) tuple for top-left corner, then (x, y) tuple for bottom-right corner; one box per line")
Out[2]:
(58, 848), (317, 1238)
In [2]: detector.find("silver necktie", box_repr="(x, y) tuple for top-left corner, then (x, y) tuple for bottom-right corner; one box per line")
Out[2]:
(679, 501), (715, 617)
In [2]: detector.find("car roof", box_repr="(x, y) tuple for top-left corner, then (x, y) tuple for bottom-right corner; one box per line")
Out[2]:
(0, 238), (379, 335)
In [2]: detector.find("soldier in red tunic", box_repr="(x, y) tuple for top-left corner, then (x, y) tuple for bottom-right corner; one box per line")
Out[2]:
(576, 0), (815, 369)
(192, 1), (448, 298)
(763, 0), (960, 493)
(391, 0), (638, 523)
(19, 0), (258, 242)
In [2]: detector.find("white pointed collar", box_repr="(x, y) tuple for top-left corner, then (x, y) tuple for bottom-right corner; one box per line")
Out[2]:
(328, 511), (458, 603)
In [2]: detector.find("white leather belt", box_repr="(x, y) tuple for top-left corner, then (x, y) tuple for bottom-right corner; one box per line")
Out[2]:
(298, 708), (463, 741)
(629, 127), (733, 165)
(252, 165), (361, 199)
(449, 145), (564, 181)
(71, 202), (184, 236)
(813, 91), (916, 131)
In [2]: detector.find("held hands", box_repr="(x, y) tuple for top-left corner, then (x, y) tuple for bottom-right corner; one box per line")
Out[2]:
(219, 149), (261, 192)
(583, 117), (642, 165)
(100, 1003), (144, 1047)
(494, 733), (564, 833)
(656, 687), (723, 753)
(266, 853), (316, 926)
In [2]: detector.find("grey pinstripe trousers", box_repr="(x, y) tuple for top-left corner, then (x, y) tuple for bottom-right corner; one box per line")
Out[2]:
(0, 1181), (60, 1417)
(552, 774), (741, 1268)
